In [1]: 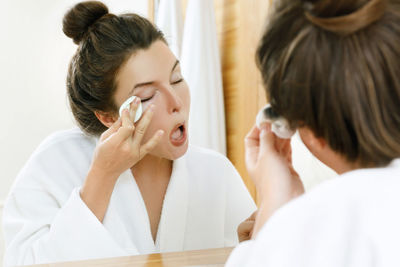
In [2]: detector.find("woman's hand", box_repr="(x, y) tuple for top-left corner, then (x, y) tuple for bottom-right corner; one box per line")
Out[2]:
(81, 99), (164, 222)
(91, 99), (163, 178)
(245, 123), (304, 237)
(237, 210), (257, 242)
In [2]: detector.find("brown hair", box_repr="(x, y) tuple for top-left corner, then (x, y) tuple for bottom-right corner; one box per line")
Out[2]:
(257, 0), (400, 166)
(63, 1), (165, 136)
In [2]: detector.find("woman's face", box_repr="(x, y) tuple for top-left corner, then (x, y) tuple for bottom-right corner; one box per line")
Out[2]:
(114, 40), (190, 160)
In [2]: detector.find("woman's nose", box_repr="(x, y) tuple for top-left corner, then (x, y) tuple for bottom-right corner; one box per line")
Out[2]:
(165, 87), (183, 114)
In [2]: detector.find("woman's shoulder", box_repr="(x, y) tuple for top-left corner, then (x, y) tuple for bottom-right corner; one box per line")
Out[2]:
(33, 127), (96, 156)
(27, 127), (97, 174)
(11, 128), (96, 192)
(265, 159), (400, 234)
(310, 158), (400, 204)
(244, 161), (400, 266)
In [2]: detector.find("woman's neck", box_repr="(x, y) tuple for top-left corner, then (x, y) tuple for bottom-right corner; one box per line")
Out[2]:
(130, 154), (173, 243)
(131, 154), (173, 183)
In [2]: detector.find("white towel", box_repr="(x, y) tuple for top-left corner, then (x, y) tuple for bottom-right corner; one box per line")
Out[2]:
(181, 0), (227, 155)
(156, 0), (184, 59)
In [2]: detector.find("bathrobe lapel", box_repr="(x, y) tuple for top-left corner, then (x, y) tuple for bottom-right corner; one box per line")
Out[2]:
(104, 170), (156, 254)
(103, 155), (189, 254)
(157, 155), (189, 252)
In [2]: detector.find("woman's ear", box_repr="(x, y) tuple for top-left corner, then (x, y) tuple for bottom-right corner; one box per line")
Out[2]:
(95, 111), (118, 128)
(298, 127), (351, 174)
(298, 127), (326, 154)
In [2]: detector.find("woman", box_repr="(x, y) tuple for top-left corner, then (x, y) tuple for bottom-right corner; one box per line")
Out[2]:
(227, 0), (400, 266)
(2, 1), (256, 266)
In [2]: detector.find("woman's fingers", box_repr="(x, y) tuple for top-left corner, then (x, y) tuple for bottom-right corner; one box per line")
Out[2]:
(129, 97), (140, 124)
(259, 123), (276, 155)
(113, 125), (135, 144)
(237, 220), (255, 242)
(102, 109), (135, 146)
(108, 97), (141, 144)
(108, 103), (160, 159)
(248, 210), (258, 221)
(110, 111), (135, 144)
(139, 130), (164, 160)
(244, 125), (261, 148)
(275, 138), (288, 152)
(238, 220), (254, 233)
(132, 105), (155, 147)
(121, 108), (133, 128)
(100, 117), (122, 141)
(282, 140), (293, 164)
(244, 126), (261, 172)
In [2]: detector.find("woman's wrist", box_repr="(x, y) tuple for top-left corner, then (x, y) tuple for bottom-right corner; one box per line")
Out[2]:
(85, 165), (120, 191)
(251, 203), (273, 238)
(80, 166), (119, 222)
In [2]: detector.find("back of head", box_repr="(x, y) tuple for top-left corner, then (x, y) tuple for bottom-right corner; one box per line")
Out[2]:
(62, 1), (165, 136)
(257, 0), (400, 167)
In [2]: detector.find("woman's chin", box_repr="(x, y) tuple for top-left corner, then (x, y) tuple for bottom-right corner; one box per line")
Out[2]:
(150, 138), (189, 161)
(168, 141), (189, 160)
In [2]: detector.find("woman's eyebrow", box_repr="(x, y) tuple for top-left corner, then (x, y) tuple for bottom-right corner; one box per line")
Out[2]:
(129, 60), (180, 95)
(129, 81), (154, 96)
(171, 60), (180, 72)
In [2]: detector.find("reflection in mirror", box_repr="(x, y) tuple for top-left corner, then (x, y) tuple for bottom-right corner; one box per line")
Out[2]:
(1, 1), (256, 266)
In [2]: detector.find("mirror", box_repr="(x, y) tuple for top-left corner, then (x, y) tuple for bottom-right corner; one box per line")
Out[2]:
(1, 1), (258, 266)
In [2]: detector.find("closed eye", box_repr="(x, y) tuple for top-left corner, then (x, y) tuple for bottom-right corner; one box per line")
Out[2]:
(140, 96), (154, 102)
(171, 78), (183, 85)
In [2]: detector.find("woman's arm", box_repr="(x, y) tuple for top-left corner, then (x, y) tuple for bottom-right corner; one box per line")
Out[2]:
(244, 123), (304, 237)
(3, 187), (128, 266)
(223, 158), (257, 246)
(80, 101), (163, 222)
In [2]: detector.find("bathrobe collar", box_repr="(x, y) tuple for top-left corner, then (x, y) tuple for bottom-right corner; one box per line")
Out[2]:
(102, 150), (189, 254)
(157, 152), (189, 252)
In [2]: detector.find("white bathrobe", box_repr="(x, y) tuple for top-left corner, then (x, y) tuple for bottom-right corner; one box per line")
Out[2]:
(226, 159), (400, 267)
(2, 128), (256, 266)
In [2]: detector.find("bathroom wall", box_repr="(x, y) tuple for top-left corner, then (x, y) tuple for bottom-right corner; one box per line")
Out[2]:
(0, 0), (148, 260)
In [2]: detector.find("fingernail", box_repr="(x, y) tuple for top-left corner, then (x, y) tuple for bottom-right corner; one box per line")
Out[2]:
(134, 97), (140, 104)
(157, 130), (164, 136)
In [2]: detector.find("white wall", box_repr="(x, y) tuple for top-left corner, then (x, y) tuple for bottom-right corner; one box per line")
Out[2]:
(0, 204), (4, 263)
(0, 0), (148, 203)
(0, 0), (148, 259)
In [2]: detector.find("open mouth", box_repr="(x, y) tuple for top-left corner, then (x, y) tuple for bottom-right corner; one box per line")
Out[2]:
(170, 123), (187, 146)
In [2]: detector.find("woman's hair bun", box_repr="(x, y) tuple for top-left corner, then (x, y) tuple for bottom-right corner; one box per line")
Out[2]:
(303, 0), (387, 35)
(63, 1), (109, 44)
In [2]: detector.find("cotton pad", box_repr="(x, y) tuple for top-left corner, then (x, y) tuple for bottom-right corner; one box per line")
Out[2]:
(256, 104), (295, 139)
(119, 96), (143, 123)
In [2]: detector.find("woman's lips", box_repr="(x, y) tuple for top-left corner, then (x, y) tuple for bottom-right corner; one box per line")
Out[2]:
(170, 123), (187, 146)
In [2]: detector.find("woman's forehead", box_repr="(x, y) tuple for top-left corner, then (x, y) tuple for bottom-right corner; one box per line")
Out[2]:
(120, 41), (177, 81)
(115, 41), (177, 101)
